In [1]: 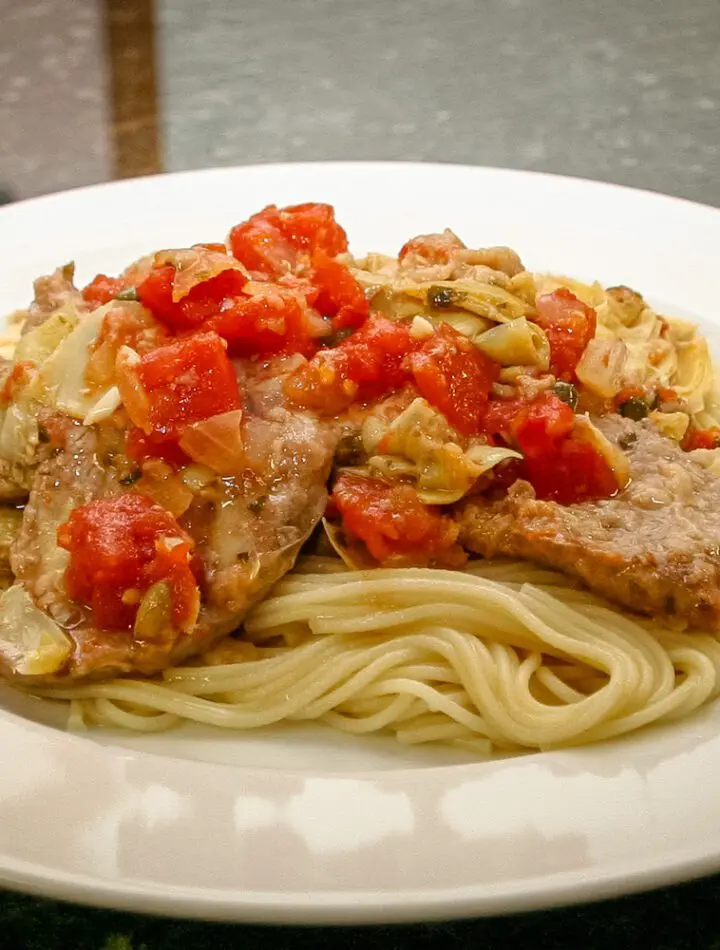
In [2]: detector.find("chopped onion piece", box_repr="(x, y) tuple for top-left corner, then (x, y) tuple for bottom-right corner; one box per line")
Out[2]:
(575, 339), (628, 399)
(179, 409), (245, 475)
(82, 386), (122, 426)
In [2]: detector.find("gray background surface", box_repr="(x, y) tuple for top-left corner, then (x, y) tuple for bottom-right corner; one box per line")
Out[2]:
(0, 0), (718, 204)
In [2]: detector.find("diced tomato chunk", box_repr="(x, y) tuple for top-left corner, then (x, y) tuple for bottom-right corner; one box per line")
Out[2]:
(206, 283), (323, 357)
(507, 392), (575, 453)
(57, 493), (198, 632)
(82, 274), (127, 308)
(229, 217), (297, 277)
(136, 332), (241, 440)
(534, 288), (597, 381)
(310, 249), (369, 332)
(683, 426), (720, 452)
(398, 231), (464, 265)
(275, 203), (348, 257)
(408, 324), (499, 436)
(137, 265), (248, 332)
(483, 391), (618, 504)
(126, 428), (190, 468)
(522, 438), (619, 505)
(331, 473), (465, 566)
(229, 203), (348, 277)
(285, 315), (412, 414)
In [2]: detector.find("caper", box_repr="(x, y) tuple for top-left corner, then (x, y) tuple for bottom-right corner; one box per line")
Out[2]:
(428, 286), (455, 309)
(119, 469), (142, 486)
(618, 432), (638, 450)
(552, 381), (579, 411)
(619, 396), (649, 421)
(334, 432), (366, 467)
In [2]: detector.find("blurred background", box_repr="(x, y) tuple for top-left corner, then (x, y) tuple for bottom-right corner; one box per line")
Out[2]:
(0, 0), (718, 203)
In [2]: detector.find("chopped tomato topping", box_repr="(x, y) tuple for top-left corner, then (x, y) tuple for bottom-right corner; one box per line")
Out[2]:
(285, 315), (412, 414)
(534, 288), (597, 381)
(310, 249), (369, 332)
(126, 428), (190, 468)
(408, 323), (499, 436)
(206, 283), (324, 357)
(136, 332), (241, 440)
(656, 386), (678, 403)
(521, 437), (619, 504)
(229, 203), (348, 278)
(137, 265), (248, 333)
(484, 392), (618, 504)
(682, 426), (720, 452)
(82, 274), (128, 308)
(274, 203), (349, 257)
(507, 392), (575, 451)
(57, 493), (198, 632)
(331, 473), (465, 566)
(229, 217), (297, 277)
(398, 231), (464, 265)
(1, 361), (35, 403)
(614, 386), (647, 410)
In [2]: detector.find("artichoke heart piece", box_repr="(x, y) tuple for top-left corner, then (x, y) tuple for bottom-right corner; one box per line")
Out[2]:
(13, 309), (79, 366)
(0, 584), (72, 677)
(474, 317), (550, 369)
(414, 280), (534, 323)
(363, 398), (521, 504)
(39, 304), (118, 420)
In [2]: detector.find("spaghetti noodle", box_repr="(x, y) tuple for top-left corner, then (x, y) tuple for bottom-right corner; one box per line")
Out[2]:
(36, 558), (720, 754)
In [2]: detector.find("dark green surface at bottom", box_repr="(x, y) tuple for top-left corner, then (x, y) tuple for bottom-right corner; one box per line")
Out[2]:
(3, 875), (720, 950)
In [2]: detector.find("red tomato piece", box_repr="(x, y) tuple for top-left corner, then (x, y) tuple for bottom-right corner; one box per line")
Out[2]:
(285, 315), (412, 414)
(229, 217), (297, 277)
(274, 203), (348, 257)
(508, 392), (575, 455)
(229, 203), (348, 277)
(136, 332), (241, 440)
(57, 493), (198, 631)
(82, 274), (127, 308)
(484, 391), (617, 504)
(126, 428), (191, 468)
(408, 324), (499, 436)
(522, 438), (619, 505)
(332, 473), (465, 566)
(310, 249), (369, 331)
(398, 231), (464, 265)
(683, 426), (720, 452)
(534, 288), (597, 381)
(206, 283), (322, 357)
(137, 265), (248, 332)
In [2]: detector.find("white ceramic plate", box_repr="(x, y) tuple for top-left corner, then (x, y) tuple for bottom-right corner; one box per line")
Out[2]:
(1, 163), (720, 924)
